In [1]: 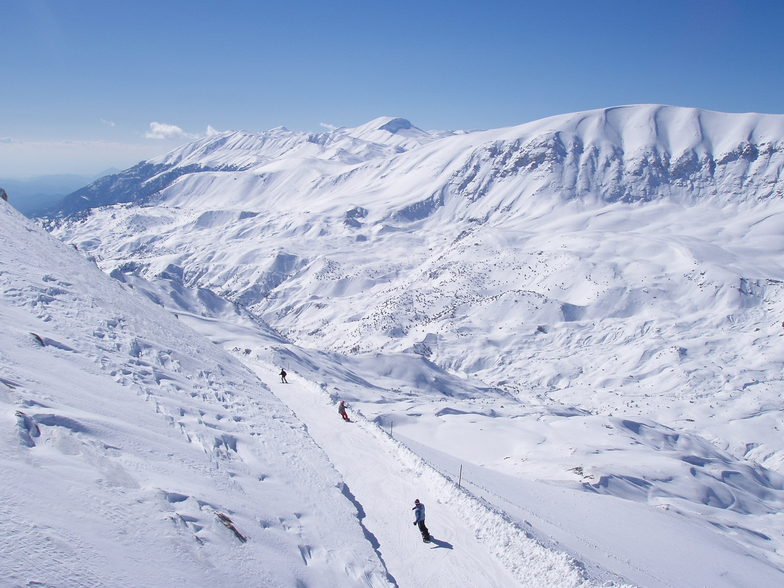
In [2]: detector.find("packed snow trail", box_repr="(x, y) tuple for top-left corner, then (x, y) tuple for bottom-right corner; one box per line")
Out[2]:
(249, 362), (593, 588)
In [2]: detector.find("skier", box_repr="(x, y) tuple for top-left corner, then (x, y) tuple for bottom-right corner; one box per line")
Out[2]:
(338, 400), (350, 421)
(279, 368), (288, 384)
(412, 498), (430, 542)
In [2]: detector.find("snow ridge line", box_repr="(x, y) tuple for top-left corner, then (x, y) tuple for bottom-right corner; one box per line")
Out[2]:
(311, 386), (599, 588)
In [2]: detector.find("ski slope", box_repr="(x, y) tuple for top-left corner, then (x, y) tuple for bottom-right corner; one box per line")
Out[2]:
(1, 195), (604, 587)
(185, 303), (784, 587)
(256, 368), (587, 588)
(132, 260), (784, 587)
(1, 201), (395, 587)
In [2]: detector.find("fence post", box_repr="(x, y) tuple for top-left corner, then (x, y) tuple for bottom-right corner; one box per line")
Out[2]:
(458, 464), (463, 488)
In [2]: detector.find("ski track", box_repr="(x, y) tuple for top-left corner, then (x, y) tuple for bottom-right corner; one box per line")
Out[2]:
(252, 364), (595, 588)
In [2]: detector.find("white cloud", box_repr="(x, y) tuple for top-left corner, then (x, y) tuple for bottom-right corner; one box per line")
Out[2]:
(206, 125), (221, 137)
(145, 121), (194, 140)
(100, 118), (116, 128)
(0, 137), (15, 144)
(320, 122), (338, 131)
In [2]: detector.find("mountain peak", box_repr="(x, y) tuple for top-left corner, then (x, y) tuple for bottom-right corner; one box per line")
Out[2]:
(348, 116), (419, 136)
(374, 116), (414, 134)
(343, 116), (446, 150)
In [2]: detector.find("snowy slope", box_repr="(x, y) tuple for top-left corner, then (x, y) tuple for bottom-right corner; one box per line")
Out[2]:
(48, 105), (784, 441)
(148, 280), (784, 587)
(39, 104), (784, 585)
(0, 201), (396, 587)
(2, 197), (604, 586)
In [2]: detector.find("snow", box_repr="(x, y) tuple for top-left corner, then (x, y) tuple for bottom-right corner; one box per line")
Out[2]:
(1, 197), (593, 586)
(179, 311), (784, 588)
(266, 374), (526, 588)
(7, 104), (784, 586)
(0, 203), (393, 587)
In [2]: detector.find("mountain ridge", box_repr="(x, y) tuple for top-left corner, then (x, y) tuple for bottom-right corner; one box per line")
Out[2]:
(47, 104), (784, 460)
(30, 104), (784, 582)
(60, 104), (784, 218)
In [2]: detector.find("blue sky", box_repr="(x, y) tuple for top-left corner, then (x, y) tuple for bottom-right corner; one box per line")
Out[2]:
(1, 0), (782, 178)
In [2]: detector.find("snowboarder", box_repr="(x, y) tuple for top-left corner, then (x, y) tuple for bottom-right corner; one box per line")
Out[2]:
(338, 400), (350, 421)
(412, 498), (430, 542)
(279, 369), (288, 384)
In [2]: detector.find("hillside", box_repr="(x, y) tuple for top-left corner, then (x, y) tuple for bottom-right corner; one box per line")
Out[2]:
(3, 190), (609, 587)
(0, 201), (394, 586)
(48, 105), (784, 447)
(39, 104), (784, 585)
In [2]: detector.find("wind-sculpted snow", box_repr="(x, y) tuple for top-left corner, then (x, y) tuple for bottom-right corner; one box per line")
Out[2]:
(38, 105), (784, 583)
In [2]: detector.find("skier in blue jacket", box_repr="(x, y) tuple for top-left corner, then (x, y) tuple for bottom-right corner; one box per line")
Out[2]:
(412, 499), (430, 542)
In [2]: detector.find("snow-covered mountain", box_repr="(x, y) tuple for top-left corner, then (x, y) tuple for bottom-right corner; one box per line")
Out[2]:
(0, 198), (396, 586)
(56, 117), (455, 217)
(3, 198), (602, 587)
(28, 104), (784, 585)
